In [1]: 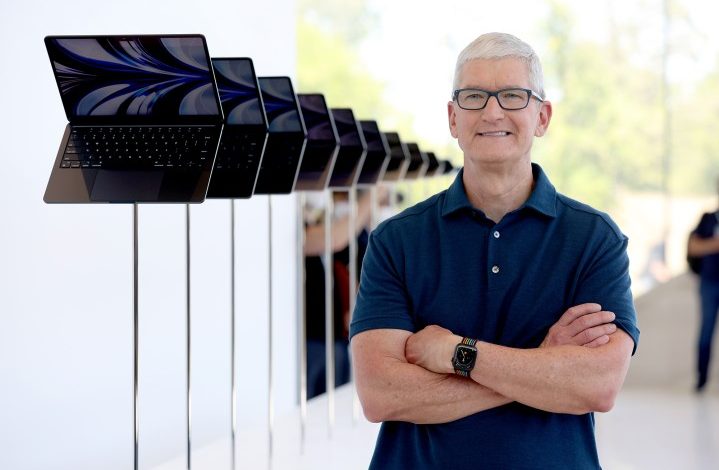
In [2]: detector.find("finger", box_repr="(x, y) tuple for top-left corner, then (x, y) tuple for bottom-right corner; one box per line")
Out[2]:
(583, 335), (610, 348)
(575, 323), (617, 345)
(556, 303), (602, 327)
(566, 311), (616, 337)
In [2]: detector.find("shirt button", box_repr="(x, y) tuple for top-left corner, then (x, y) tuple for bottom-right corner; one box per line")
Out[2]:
(493, 231), (500, 239)
(491, 265), (500, 274)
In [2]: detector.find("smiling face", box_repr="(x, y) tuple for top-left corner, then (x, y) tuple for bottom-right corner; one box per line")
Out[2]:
(448, 58), (552, 168)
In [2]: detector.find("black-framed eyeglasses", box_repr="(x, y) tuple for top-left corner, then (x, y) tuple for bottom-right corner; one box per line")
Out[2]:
(452, 88), (544, 111)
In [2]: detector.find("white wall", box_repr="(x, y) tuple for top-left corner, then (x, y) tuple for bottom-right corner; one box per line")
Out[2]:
(0, 1), (298, 469)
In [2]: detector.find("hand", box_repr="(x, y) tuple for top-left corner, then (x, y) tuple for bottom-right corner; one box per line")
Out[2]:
(405, 325), (461, 375)
(540, 303), (616, 349)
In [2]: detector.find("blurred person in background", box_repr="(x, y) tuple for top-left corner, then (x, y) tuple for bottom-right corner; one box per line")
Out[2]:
(687, 180), (719, 391)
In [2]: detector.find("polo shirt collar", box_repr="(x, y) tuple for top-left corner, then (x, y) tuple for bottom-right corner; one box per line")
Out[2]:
(441, 163), (557, 218)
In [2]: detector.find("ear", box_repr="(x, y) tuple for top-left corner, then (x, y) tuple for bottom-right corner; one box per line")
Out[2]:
(534, 100), (552, 137)
(448, 101), (459, 138)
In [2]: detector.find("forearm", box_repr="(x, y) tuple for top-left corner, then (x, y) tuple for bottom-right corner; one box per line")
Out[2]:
(470, 334), (630, 414)
(688, 235), (719, 257)
(358, 358), (511, 424)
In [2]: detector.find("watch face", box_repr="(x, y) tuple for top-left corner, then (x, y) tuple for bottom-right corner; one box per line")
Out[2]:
(453, 344), (477, 370)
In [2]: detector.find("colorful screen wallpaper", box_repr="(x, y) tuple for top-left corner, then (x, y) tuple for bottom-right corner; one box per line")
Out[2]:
(46, 36), (220, 118)
(258, 77), (303, 133)
(213, 58), (265, 125)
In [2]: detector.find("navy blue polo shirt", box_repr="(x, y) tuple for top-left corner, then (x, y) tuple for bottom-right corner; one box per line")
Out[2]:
(350, 163), (639, 470)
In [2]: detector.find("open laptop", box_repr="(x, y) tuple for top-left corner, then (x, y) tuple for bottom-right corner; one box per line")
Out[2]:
(403, 143), (429, 180)
(356, 120), (391, 187)
(381, 132), (411, 182)
(294, 94), (339, 191)
(43, 34), (224, 203)
(254, 76), (307, 194)
(207, 57), (268, 199)
(424, 151), (440, 177)
(327, 108), (367, 189)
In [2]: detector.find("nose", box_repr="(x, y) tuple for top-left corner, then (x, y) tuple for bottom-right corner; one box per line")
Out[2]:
(481, 95), (505, 121)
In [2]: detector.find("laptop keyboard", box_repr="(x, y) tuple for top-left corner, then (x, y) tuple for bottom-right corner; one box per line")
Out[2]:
(60, 126), (217, 169)
(214, 132), (264, 171)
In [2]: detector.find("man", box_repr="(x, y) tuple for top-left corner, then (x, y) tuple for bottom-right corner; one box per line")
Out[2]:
(350, 32), (639, 469)
(687, 193), (719, 391)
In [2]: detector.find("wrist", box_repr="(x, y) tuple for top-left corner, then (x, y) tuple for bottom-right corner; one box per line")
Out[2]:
(445, 334), (463, 374)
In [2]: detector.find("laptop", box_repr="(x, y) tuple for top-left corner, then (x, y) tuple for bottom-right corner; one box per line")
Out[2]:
(356, 120), (391, 187)
(294, 94), (339, 191)
(206, 57), (268, 199)
(442, 159), (457, 175)
(327, 108), (367, 189)
(254, 77), (307, 194)
(403, 143), (429, 180)
(424, 151), (440, 177)
(43, 34), (224, 203)
(381, 132), (411, 182)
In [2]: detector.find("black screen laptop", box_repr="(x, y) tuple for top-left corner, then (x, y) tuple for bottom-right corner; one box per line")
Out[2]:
(442, 159), (457, 175)
(327, 108), (366, 189)
(425, 151), (440, 177)
(207, 58), (268, 199)
(43, 34), (224, 203)
(253, 77), (307, 194)
(357, 120), (390, 187)
(381, 132), (410, 182)
(403, 143), (429, 180)
(294, 94), (339, 191)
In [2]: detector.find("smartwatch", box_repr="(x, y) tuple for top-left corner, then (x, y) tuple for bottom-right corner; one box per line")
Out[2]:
(452, 337), (478, 377)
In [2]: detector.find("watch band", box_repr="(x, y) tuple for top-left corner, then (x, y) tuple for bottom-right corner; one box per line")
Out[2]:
(454, 337), (478, 376)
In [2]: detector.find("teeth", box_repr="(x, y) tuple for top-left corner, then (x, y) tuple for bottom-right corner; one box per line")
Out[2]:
(480, 132), (509, 136)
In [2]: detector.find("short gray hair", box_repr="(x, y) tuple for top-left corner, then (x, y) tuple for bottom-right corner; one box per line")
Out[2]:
(453, 32), (545, 99)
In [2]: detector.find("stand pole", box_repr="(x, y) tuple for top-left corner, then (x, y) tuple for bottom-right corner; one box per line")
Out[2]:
(297, 193), (307, 452)
(268, 196), (274, 466)
(348, 188), (360, 423)
(186, 204), (192, 470)
(230, 199), (237, 470)
(133, 203), (139, 470)
(324, 189), (335, 436)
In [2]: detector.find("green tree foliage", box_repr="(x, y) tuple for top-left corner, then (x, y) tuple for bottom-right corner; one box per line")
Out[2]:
(671, 65), (719, 195)
(537, 1), (664, 210)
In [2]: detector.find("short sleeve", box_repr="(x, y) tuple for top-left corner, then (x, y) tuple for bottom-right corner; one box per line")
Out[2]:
(693, 212), (716, 239)
(572, 233), (640, 355)
(349, 229), (415, 339)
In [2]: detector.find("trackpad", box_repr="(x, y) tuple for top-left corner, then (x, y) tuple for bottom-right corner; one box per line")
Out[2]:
(91, 170), (163, 202)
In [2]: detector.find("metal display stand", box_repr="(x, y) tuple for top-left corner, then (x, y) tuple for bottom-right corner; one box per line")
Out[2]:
(133, 204), (139, 470)
(267, 196), (274, 465)
(297, 193), (308, 452)
(131, 203), (193, 470)
(230, 199), (237, 470)
(324, 189), (335, 436)
(347, 188), (360, 423)
(186, 204), (192, 470)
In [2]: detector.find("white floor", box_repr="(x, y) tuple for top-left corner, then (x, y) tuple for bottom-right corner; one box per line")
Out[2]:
(596, 387), (719, 470)
(153, 384), (719, 470)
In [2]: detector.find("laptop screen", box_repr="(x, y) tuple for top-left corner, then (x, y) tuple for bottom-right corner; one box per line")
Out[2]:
(357, 120), (390, 186)
(332, 109), (363, 147)
(45, 35), (222, 123)
(382, 132), (409, 181)
(258, 77), (303, 133)
(297, 94), (336, 142)
(212, 58), (266, 126)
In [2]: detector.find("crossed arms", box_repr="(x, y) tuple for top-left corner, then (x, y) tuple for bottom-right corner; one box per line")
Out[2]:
(351, 303), (634, 424)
